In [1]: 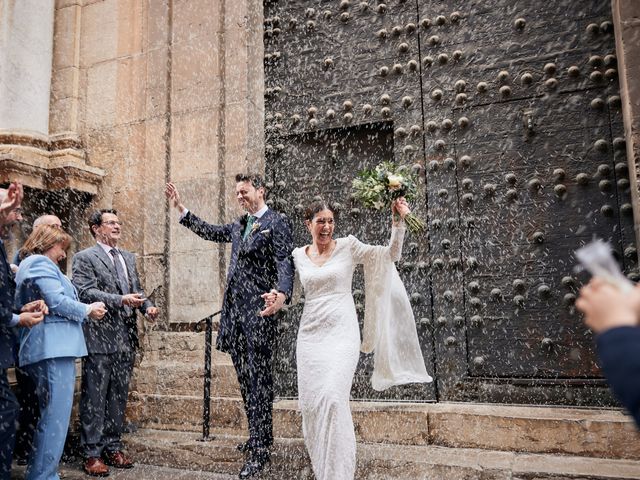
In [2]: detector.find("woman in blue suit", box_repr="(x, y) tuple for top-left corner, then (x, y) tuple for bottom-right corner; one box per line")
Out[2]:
(15, 225), (107, 480)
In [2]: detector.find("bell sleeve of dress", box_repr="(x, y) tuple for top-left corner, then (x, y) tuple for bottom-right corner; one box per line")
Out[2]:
(348, 225), (433, 391)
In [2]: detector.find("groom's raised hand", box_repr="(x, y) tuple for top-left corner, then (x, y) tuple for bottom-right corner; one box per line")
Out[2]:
(165, 182), (187, 215)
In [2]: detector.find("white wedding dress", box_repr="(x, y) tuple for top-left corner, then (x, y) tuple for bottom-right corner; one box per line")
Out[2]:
(292, 225), (432, 480)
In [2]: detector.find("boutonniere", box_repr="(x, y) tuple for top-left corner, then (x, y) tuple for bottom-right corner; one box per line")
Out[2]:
(251, 222), (261, 235)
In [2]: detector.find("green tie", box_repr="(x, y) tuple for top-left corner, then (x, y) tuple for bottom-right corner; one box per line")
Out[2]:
(243, 215), (256, 240)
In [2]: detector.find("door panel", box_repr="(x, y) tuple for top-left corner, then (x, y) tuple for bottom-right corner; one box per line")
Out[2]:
(267, 123), (436, 400)
(419, 0), (634, 403)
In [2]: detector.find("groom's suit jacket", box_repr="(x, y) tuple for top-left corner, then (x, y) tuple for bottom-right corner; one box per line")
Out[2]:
(71, 245), (154, 354)
(180, 208), (294, 352)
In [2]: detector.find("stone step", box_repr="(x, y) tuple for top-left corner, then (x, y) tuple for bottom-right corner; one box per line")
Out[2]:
(126, 394), (640, 460)
(143, 331), (230, 364)
(131, 361), (239, 397)
(124, 429), (309, 478)
(123, 428), (640, 479)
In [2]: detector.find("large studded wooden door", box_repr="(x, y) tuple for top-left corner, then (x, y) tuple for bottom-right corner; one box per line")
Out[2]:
(418, 0), (635, 405)
(264, 0), (637, 405)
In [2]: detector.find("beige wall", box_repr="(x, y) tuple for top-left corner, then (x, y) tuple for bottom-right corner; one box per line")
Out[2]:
(0, 0), (55, 135)
(46, 0), (264, 326)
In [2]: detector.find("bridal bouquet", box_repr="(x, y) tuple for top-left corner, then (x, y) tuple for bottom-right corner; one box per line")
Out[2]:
(351, 162), (426, 233)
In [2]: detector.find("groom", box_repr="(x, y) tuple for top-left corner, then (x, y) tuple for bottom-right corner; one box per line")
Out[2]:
(165, 175), (294, 478)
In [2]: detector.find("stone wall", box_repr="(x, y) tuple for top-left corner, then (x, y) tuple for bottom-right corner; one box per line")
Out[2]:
(0, 0), (55, 135)
(46, 0), (264, 326)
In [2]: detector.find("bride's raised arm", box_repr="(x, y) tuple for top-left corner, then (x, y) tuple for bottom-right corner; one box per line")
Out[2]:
(352, 198), (433, 389)
(349, 197), (409, 265)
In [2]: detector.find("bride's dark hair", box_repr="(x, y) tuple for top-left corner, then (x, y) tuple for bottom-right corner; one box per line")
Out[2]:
(304, 200), (340, 222)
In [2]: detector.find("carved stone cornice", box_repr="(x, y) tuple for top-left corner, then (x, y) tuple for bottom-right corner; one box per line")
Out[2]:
(0, 130), (104, 194)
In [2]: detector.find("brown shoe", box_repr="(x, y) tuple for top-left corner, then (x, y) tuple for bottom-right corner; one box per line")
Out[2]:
(84, 457), (110, 477)
(102, 450), (134, 469)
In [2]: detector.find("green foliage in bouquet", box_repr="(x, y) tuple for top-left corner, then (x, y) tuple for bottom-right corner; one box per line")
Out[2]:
(352, 162), (426, 233)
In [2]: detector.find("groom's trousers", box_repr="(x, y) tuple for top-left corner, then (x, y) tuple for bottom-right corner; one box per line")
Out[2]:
(229, 317), (275, 450)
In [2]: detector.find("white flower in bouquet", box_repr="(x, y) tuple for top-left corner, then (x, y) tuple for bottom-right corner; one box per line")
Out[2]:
(387, 174), (403, 190)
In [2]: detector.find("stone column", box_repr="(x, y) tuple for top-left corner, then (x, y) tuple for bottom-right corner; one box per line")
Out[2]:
(0, 0), (55, 135)
(612, 0), (640, 250)
(167, 0), (264, 325)
(0, 0), (103, 196)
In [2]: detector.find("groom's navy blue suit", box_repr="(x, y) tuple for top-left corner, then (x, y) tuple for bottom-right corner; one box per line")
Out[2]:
(180, 208), (294, 449)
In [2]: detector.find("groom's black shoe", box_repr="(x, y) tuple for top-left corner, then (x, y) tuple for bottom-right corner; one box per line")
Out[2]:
(238, 449), (270, 478)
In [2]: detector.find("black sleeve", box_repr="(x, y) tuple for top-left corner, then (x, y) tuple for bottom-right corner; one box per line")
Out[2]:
(180, 211), (234, 243)
(272, 214), (294, 301)
(596, 326), (640, 428)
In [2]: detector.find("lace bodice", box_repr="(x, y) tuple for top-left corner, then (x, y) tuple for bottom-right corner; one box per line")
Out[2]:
(294, 238), (352, 301)
(292, 226), (406, 302)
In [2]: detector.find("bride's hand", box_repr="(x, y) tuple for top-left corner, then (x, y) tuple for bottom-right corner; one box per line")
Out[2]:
(261, 291), (277, 307)
(392, 197), (410, 219)
(260, 289), (286, 317)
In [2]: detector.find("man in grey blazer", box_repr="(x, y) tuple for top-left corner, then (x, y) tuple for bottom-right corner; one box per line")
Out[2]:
(72, 209), (158, 476)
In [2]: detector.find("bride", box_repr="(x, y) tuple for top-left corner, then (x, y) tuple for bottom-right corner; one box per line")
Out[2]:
(263, 197), (432, 479)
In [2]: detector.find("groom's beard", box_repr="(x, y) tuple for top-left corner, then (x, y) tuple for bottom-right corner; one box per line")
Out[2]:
(238, 200), (250, 212)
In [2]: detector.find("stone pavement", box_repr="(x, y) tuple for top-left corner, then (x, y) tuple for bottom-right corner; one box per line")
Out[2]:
(11, 462), (235, 480)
